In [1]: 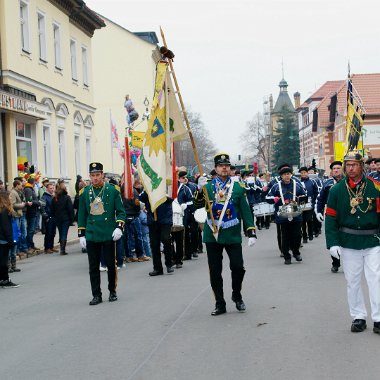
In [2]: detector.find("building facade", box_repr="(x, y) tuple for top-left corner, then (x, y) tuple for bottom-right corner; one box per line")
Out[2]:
(0, 0), (104, 189)
(91, 16), (159, 176)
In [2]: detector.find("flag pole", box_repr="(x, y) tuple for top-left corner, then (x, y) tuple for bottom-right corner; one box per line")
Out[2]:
(160, 27), (217, 234)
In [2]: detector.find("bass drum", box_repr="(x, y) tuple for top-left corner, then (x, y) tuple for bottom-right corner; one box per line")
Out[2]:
(194, 208), (207, 231)
(172, 200), (184, 232)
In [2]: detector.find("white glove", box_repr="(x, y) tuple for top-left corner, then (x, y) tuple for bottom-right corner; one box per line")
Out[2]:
(316, 212), (324, 223)
(198, 176), (208, 189)
(80, 236), (87, 249)
(246, 177), (255, 184)
(248, 237), (257, 247)
(181, 203), (188, 211)
(112, 228), (123, 241)
(329, 246), (341, 259)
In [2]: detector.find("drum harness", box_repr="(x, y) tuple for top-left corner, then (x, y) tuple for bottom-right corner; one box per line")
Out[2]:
(278, 179), (297, 221)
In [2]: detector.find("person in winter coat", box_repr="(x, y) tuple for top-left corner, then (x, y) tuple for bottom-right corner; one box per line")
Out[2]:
(0, 191), (19, 288)
(51, 182), (74, 255)
(41, 183), (57, 253)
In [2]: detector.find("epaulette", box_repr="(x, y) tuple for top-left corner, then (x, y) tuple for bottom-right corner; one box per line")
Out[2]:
(368, 176), (380, 191)
(79, 188), (85, 196)
(239, 182), (246, 188)
(115, 185), (121, 192)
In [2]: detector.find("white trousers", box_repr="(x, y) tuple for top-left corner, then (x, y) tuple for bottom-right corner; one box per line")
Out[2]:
(341, 246), (380, 322)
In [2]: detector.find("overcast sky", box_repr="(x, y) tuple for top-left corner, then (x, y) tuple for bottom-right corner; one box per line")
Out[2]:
(86, 0), (380, 159)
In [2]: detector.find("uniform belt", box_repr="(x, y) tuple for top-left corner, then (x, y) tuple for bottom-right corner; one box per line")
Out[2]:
(339, 227), (378, 235)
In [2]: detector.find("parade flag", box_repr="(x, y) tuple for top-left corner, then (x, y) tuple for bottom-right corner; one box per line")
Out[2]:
(131, 131), (145, 149)
(344, 76), (365, 154)
(137, 61), (169, 211)
(167, 74), (187, 141)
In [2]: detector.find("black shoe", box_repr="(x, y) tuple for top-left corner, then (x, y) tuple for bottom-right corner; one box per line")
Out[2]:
(211, 306), (226, 316)
(257, 226), (262, 230)
(331, 266), (339, 273)
(167, 266), (174, 274)
(176, 263), (183, 269)
(294, 254), (302, 262)
(309, 236), (313, 241)
(109, 291), (118, 302)
(314, 233), (319, 238)
(351, 319), (367, 332)
(89, 296), (102, 306)
(373, 322), (380, 334)
(183, 256), (192, 261)
(302, 238), (308, 244)
(1, 280), (19, 288)
(81, 248), (87, 253)
(284, 259), (292, 265)
(232, 296), (246, 312)
(192, 252), (198, 258)
(149, 270), (163, 276)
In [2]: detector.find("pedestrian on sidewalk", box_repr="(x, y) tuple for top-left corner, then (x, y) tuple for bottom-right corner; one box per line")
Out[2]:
(78, 162), (126, 306)
(52, 181), (74, 255)
(0, 191), (19, 288)
(41, 183), (57, 254)
(8, 180), (25, 272)
(325, 151), (380, 334)
(194, 152), (257, 316)
(23, 177), (42, 255)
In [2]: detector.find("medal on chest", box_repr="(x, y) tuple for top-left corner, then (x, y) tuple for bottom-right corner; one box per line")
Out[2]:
(89, 187), (106, 215)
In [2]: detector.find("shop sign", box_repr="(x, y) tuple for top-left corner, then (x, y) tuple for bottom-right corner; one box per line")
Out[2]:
(0, 90), (47, 119)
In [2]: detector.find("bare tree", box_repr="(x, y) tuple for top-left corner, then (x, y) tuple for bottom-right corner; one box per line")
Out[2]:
(175, 109), (216, 175)
(240, 112), (270, 170)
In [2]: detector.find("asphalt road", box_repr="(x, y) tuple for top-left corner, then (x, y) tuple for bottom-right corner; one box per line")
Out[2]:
(2, 227), (380, 380)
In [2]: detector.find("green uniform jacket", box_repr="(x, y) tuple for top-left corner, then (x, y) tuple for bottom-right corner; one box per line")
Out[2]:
(78, 183), (126, 242)
(194, 180), (255, 244)
(325, 176), (380, 250)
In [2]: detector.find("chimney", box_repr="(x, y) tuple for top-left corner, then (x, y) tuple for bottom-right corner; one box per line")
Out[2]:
(294, 92), (301, 109)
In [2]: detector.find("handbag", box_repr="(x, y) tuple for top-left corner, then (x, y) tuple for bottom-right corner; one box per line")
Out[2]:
(12, 218), (21, 243)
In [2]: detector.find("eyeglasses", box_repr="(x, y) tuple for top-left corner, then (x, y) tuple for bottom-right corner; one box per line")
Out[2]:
(345, 163), (360, 168)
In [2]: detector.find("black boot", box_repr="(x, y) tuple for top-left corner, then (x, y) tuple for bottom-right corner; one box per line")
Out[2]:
(11, 261), (21, 272)
(60, 240), (67, 255)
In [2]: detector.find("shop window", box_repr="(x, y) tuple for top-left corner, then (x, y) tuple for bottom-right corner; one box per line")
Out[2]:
(37, 12), (47, 62)
(20, 0), (30, 53)
(16, 122), (33, 165)
(70, 39), (77, 80)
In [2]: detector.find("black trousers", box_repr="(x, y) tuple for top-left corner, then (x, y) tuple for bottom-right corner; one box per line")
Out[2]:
(171, 229), (184, 265)
(149, 223), (172, 271)
(184, 214), (199, 258)
(280, 221), (302, 260)
(206, 242), (246, 308)
(0, 243), (10, 282)
(302, 210), (314, 240)
(87, 240), (117, 297)
(276, 224), (282, 252)
(313, 215), (322, 235)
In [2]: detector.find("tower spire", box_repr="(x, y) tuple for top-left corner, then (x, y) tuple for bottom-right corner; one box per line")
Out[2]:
(281, 57), (284, 80)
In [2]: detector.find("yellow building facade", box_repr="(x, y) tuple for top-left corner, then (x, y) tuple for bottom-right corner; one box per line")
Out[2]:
(91, 16), (159, 176)
(0, 0), (104, 190)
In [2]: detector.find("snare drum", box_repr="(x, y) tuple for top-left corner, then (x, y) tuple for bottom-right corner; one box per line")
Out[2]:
(253, 202), (274, 216)
(278, 203), (301, 220)
(172, 200), (184, 232)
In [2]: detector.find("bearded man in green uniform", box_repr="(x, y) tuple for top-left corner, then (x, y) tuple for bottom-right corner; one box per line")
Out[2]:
(78, 162), (126, 306)
(325, 151), (380, 334)
(194, 153), (257, 316)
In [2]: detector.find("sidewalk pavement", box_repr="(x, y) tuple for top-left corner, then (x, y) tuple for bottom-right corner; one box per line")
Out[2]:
(19, 224), (79, 259)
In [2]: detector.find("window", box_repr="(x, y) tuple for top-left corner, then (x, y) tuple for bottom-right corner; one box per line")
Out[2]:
(74, 135), (81, 175)
(82, 46), (89, 86)
(86, 137), (91, 169)
(43, 126), (51, 176)
(58, 129), (66, 176)
(37, 12), (47, 62)
(20, 1), (30, 53)
(16, 122), (33, 164)
(70, 39), (77, 80)
(53, 23), (62, 69)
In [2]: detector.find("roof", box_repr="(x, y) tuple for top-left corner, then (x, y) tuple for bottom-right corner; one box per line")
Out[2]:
(299, 80), (344, 108)
(316, 73), (380, 128)
(272, 91), (295, 113)
(134, 32), (159, 45)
